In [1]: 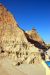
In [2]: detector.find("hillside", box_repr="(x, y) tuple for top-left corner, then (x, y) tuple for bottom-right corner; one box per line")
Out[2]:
(0, 3), (47, 65)
(0, 3), (50, 75)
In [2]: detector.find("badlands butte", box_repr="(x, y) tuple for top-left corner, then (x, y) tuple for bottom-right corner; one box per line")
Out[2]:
(0, 3), (50, 75)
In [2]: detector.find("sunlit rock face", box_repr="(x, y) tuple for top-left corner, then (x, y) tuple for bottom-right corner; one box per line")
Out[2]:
(26, 29), (47, 51)
(26, 29), (45, 45)
(0, 3), (28, 52)
(0, 3), (44, 65)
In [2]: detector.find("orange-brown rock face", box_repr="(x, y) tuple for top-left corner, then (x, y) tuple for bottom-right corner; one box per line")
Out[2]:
(26, 29), (45, 46)
(0, 3), (16, 37)
(0, 3), (17, 26)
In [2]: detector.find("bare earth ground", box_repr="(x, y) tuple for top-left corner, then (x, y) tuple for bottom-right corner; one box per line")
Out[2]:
(0, 57), (26, 75)
(16, 64), (46, 75)
(0, 57), (50, 75)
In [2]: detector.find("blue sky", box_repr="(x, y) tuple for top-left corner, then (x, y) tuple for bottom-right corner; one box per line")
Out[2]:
(0, 0), (50, 43)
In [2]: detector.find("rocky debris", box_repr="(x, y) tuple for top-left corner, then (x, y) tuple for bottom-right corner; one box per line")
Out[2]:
(45, 49), (50, 61)
(46, 49), (50, 57)
(0, 3), (46, 66)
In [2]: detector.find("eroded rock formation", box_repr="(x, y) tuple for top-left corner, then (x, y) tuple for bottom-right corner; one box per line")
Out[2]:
(0, 3), (47, 65)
